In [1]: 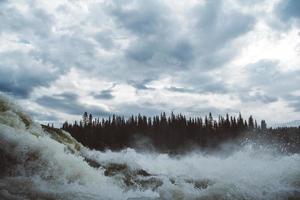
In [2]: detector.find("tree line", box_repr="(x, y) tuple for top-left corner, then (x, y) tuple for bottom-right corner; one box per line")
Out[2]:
(60, 112), (285, 153)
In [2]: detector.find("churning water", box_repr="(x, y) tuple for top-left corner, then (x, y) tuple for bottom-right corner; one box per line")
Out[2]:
(0, 95), (299, 200)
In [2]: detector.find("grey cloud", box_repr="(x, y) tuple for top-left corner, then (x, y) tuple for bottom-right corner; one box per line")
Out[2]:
(167, 87), (195, 94)
(172, 72), (230, 94)
(116, 101), (238, 119)
(254, 94), (278, 104)
(32, 34), (98, 70)
(94, 31), (115, 50)
(244, 60), (300, 93)
(128, 79), (155, 90)
(126, 41), (156, 63)
(194, 0), (255, 47)
(285, 94), (300, 112)
(0, 51), (58, 97)
(185, 106), (238, 117)
(240, 92), (278, 104)
(28, 110), (60, 122)
(115, 103), (165, 117)
(0, 0), (298, 123)
(104, 0), (256, 88)
(242, 59), (300, 107)
(0, 1), (101, 98)
(124, 31), (194, 70)
(170, 41), (194, 66)
(93, 89), (114, 100)
(0, 4), (53, 37)
(276, 0), (300, 21)
(0, 0), (257, 100)
(0, 2), (60, 98)
(270, 0), (300, 30)
(36, 93), (110, 116)
(190, 0), (255, 69)
(166, 82), (228, 94)
(245, 60), (280, 86)
(107, 0), (194, 70)
(107, 0), (169, 36)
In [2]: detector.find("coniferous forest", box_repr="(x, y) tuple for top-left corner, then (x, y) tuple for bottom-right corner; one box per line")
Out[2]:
(61, 112), (300, 153)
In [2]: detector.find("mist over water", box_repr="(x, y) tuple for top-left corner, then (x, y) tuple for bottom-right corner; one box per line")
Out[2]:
(1, 96), (300, 200)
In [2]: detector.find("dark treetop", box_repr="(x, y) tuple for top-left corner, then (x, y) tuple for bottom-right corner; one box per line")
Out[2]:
(60, 112), (300, 153)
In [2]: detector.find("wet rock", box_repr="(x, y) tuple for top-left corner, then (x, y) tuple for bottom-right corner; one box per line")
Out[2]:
(17, 112), (32, 128)
(25, 150), (40, 163)
(136, 177), (163, 191)
(169, 178), (176, 184)
(42, 125), (81, 152)
(136, 169), (151, 177)
(0, 148), (17, 177)
(104, 163), (128, 176)
(102, 162), (163, 191)
(185, 179), (214, 190)
(84, 158), (102, 169)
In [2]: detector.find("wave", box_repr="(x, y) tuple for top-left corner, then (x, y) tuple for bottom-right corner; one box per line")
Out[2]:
(0, 95), (299, 200)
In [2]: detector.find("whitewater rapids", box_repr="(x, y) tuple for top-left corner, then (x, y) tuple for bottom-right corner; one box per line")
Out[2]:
(0, 95), (299, 200)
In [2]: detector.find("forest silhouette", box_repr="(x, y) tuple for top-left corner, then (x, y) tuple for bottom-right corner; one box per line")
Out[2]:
(60, 112), (300, 153)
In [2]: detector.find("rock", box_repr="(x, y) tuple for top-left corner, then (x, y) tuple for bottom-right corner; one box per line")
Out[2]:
(136, 177), (163, 191)
(84, 158), (102, 169)
(102, 162), (163, 191)
(136, 169), (151, 177)
(185, 178), (214, 190)
(41, 125), (81, 152)
(0, 148), (17, 177)
(104, 163), (128, 176)
(17, 112), (32, 128)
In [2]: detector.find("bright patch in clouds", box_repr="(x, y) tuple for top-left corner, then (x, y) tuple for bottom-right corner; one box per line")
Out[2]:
(0, 0), (299, 126)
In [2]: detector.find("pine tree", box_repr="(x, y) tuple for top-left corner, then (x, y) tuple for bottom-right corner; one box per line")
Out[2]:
(248, 115), (254, 130)
(88, 114), (93, 127)
(83, 112), (88, 127)
(261, 120), (267, 130)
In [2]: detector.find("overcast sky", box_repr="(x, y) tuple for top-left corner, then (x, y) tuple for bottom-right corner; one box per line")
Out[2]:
(0, 0), (300, 125)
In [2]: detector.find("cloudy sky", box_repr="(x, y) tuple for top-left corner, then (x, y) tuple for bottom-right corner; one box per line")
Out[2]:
(0, 0), (300, 126)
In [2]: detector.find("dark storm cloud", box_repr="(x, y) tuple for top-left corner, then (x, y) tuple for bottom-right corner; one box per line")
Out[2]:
(36, 93), (110, 116)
